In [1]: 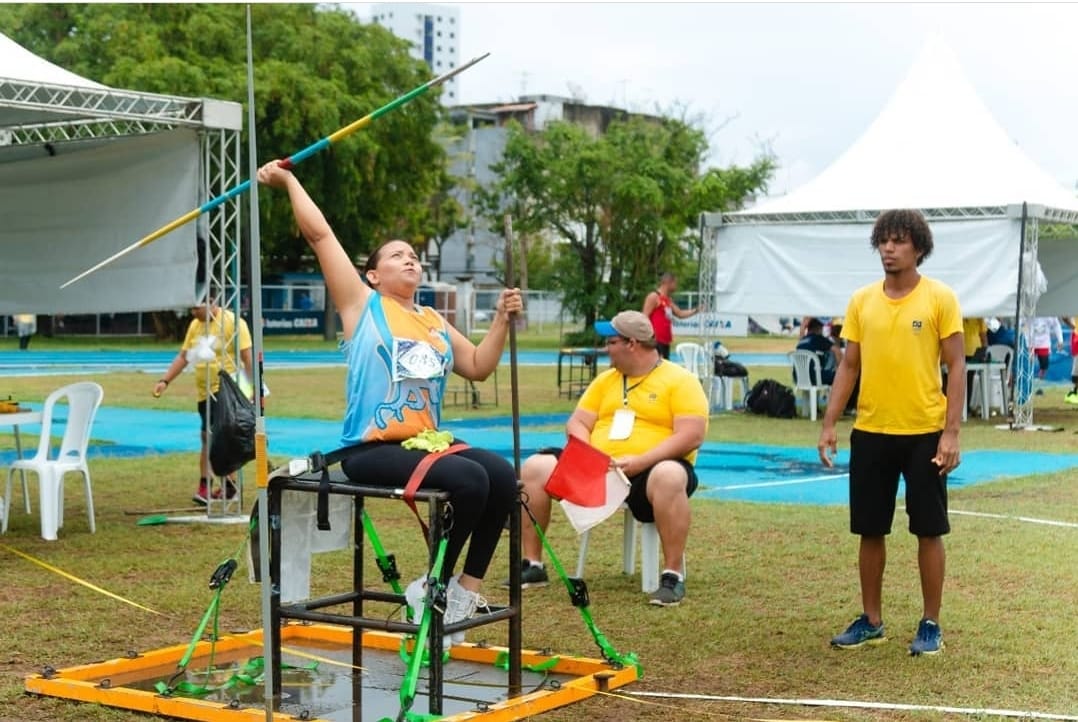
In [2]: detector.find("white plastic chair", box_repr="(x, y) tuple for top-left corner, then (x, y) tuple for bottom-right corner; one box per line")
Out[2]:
(575, 507), (685, 593)
(981, 344), (1013, 416)
(674, 342), (709, 378)
(676, 342), (727, 410)
(3, 381), (103, 540)
(788, 350), (829, 421)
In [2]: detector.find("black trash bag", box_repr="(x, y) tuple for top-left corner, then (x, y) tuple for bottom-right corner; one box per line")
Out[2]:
(209, 370), (256, 477)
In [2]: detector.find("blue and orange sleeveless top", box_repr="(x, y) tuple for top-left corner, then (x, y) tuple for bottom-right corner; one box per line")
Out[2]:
(340, 294), (453, 445)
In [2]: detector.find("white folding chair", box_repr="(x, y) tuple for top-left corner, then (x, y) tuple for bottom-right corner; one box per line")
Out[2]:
(788, 350), (829, 421)
(3, 381), (103, 540)
(575, 507), (685, 593)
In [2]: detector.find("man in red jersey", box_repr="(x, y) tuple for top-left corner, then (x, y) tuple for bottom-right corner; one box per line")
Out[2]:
(642, 272), (698, 359)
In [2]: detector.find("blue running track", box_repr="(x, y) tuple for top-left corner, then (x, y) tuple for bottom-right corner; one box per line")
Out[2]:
(3, 408), (1076, 507)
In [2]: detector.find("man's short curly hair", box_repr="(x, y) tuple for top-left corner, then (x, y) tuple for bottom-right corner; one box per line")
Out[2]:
(870, 209), (934, 266)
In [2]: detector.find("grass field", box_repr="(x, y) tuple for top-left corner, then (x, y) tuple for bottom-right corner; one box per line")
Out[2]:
(1, 334), (1077, 721)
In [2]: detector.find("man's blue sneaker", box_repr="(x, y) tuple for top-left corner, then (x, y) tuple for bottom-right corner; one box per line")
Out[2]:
(830, 614), (887, 649)
(909, 618), (944, 656)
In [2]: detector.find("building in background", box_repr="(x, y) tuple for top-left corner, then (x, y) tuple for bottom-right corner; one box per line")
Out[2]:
(369, 2), (461, 106)
(438, 95), (663, 287)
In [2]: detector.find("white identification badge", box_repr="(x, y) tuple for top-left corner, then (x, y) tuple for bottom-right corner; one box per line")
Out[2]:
(609, 408), (635, 440)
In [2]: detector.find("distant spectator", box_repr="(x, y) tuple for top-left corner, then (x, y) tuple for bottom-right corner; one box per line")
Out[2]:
(827, 317), (859, 412)
(13, 314), (36, 350)
(794, 317), (841, 385)
(1029, 316), (1063, 380)
(1067, 316), (1078, 405)
(986, 317), (1015, 348)
(949, 317), (987, 412)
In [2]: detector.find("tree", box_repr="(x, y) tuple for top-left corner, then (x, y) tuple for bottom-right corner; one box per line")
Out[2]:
(480, 116), (774, 333)
(0, 3), (448, 275)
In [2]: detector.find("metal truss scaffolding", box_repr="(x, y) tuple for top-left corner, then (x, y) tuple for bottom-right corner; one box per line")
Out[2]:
(2, 73), (244, 509)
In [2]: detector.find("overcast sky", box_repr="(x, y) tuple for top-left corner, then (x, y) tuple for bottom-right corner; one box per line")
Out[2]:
(347, 2), (1078, 198)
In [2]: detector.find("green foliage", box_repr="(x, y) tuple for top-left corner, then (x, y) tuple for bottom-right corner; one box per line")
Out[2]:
(1039, 222), (1078, 240)
(480, 115), (774, 329)
(0, 3), (449, 274)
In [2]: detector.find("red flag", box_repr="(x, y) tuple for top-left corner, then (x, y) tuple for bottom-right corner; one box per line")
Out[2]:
(544, 436), (610, 507)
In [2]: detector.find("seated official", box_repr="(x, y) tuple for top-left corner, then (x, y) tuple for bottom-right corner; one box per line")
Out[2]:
(794, 317), (841, 386)
(510, 310), (709, 606)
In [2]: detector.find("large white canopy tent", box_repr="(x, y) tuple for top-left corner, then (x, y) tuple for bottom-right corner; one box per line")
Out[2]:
(0, 32), (243, 316)
(699, 38), (1078, 427)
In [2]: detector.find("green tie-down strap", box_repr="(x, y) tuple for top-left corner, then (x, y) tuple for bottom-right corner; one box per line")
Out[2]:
(493, 650), (561, 674)
(394, 536), (450, 721)
(526, 503), (644, 679)
(401, 429), (455, 453)
(154, 656), (319, 697)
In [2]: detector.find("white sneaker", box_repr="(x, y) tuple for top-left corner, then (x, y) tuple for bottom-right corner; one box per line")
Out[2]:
(404, 575), (426, 623)
(445, 576), (488, 644)
(405, 575), (454, 650)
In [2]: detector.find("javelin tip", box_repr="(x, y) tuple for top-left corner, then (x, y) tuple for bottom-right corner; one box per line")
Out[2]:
(428, 52), (490, 88)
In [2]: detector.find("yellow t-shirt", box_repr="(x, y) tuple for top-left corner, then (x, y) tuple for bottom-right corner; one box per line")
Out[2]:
(577, 359), (709, 463)
(181, 308), (253, 401)
(962, 317), (986, 358)
(842, 276), (962, 435)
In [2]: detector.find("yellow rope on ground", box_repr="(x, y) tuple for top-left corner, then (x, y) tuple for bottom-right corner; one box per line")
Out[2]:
(1, 543), (163, 615)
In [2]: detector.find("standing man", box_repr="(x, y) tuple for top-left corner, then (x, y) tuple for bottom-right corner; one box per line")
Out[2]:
(643, 272), (698, 359)
(818, 209), (964, 656)
(152, 297), (254, 505)
(13, 314), (36, 350)
(510, 310), (708, 605)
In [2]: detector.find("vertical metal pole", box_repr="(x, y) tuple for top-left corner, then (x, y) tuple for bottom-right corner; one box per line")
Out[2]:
(502, 214), (523, 697)
(1012, 203), (1028, 426)
(245, 5), (274, 717)
(352, 494), (365, 722)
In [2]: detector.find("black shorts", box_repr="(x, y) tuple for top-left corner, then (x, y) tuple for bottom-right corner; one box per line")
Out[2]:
(536, 446), (698, 523)
(847, 429), (950, 537)
(196, 398), (220, 431)
(656, 343), (671, 360)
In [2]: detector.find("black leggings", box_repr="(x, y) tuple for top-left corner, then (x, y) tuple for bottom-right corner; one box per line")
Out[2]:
(340, 441), (517, 582)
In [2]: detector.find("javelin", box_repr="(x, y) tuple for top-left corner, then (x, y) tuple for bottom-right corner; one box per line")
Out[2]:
(60, 52), (490, 289)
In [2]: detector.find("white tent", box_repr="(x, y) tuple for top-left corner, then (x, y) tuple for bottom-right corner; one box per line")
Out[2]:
(0, 32), (243, 315)
(703, 38), (1078, 319)
(699, 38), (1078, 426)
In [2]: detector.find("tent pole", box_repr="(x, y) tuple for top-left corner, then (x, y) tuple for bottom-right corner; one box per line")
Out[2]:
(242, 6), (274, 719)
(1010, 202), (1027, 425)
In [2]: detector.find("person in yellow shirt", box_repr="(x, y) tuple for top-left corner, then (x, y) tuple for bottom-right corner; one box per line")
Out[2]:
(513, 310), (709, 606)
(960, 317), (987, 412)
(818, 209), (964, 657)
(152, 298), (254, 505)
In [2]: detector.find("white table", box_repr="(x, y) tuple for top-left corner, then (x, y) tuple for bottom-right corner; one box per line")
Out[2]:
(1, 409), (43, 515)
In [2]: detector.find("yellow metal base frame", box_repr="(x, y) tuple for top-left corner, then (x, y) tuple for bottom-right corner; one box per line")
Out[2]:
(25, 623), (638, 721)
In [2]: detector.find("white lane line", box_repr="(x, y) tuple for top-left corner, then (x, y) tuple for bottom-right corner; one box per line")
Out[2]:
(950, 509), (1078, 529)
(712, 473), (846, 491)
(626, 691), (1078, 720)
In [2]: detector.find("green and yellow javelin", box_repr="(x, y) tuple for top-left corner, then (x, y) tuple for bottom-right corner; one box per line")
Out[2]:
(61, 52), (490, 289)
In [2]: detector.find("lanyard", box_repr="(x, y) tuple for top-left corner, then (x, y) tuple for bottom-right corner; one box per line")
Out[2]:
(622, 359), (662, 406)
